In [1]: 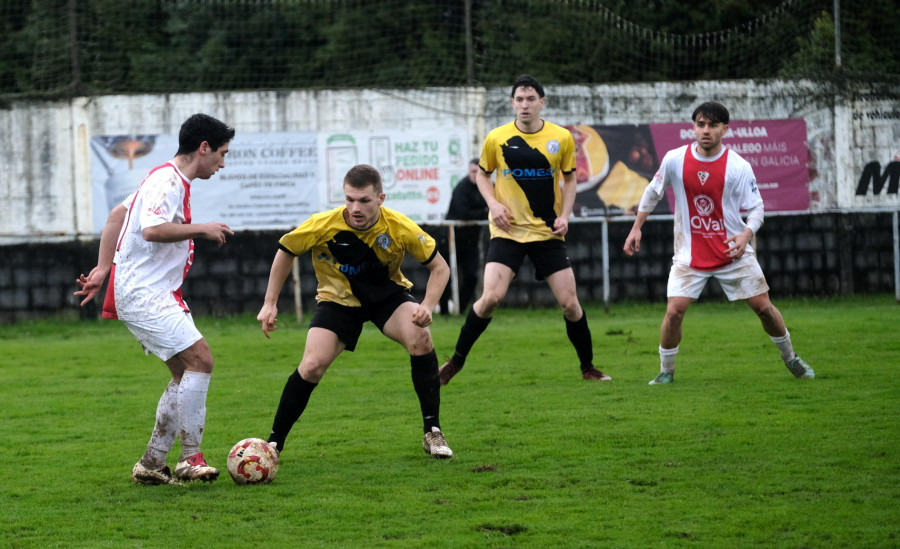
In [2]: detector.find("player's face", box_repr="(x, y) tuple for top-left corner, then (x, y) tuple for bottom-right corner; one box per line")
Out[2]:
(511, 86), (545, 126)
(343, 183), (385, 230)
(692, 115), (728, 156)
(197, 141), (230, 179)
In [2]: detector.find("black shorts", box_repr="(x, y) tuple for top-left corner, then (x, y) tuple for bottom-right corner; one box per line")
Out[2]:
(484, 237), (572, 281)
(309, 292), (417, 352)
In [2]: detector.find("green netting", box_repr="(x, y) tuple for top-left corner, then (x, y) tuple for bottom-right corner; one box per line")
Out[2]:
(0, 0), (897, 99)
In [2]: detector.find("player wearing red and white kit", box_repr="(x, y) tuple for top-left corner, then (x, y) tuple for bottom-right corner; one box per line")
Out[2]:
(624, 101), (814, 384)
(105, 162), (197, 322)
(75, 114), (235, 485)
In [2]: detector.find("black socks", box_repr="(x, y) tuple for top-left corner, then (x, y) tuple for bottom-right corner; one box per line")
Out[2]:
(452, 308), (492, 368)
(410, 351), (441, 433)
(565, 311), (594, 371)
(268, 369), (318, 452)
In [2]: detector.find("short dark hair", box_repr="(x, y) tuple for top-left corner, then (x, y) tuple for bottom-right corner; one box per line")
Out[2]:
(176, 114), (235, 155)
(692, 101), (730, 124)
(511, 74), (545, 98)
(469, 157), (480, 166)
(344, 164), (383, 194)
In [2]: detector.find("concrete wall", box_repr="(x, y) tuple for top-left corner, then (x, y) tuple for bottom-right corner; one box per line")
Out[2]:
(2, 80), (899, 241)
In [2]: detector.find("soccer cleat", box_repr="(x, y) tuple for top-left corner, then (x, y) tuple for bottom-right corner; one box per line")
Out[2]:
(174, 452), (220, 482)
(581, 366), (612, 381)
(438, 359), (463, 386)
(422, 426), (454, 459)
(132, 461), (182, 486)
(649, 371), (674, 385)
(786, 356), (815, 379)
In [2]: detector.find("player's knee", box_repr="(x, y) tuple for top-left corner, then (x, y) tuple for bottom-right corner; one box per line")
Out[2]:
(558, 297), (580, 319)
(753, 302), (776, 321)
(404, 328), (434, 356)
(298, 359), (329, 382)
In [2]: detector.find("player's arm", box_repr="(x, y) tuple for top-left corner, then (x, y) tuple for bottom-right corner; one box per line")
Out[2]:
(142, 221), (233, 247)
(624, 180), (666, 256)
(476, 167), (512, 233)
(412, 251), (450, 328)
(552, 170), (578, 236)
(623, 210), (651, 256)
(725, 201), (764, 259)
(74, 203), (127, 306)
(257, 248), (296, 338)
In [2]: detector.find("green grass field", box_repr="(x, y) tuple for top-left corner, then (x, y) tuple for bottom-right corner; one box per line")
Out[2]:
(2, 296), (899, 548)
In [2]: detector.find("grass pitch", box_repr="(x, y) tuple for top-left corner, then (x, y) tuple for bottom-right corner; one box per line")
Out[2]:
(2, 296), (898, 548)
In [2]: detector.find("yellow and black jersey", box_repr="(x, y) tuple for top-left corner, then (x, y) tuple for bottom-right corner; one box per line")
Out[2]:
(279, 206), (437, 307)
(480, 120), (576, 243)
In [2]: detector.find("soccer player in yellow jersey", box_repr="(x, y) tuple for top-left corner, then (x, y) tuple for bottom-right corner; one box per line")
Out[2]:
(440, 75), (612, 384)
(257, 164), (454, 460)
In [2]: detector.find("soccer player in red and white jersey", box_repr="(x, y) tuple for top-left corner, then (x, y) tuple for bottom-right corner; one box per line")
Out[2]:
(75, 114), (235, 484)
(623, 101), (814, 384)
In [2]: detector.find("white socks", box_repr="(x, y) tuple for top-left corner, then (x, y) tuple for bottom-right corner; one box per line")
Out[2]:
(659, 346), (679, 373)
(177, 371), (211, 460)
(770, 330), (796, 363)
(142, 380), (179, 469)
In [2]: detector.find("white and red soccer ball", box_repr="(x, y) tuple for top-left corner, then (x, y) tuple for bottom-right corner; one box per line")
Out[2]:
(227, 438), (279, 485)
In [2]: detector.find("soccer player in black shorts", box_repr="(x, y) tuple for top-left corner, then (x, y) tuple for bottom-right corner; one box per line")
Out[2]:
(257, 164), (454, 463)
(439, 75), (612, 384)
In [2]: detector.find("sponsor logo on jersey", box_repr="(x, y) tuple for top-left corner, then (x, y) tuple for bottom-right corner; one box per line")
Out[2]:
(690, 195), (724, 232)
(501, 167), (557, 179)
(693, 194), (715, 216)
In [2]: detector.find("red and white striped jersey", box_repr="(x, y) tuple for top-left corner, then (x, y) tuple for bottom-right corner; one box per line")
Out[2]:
(641, 144), (762, 271)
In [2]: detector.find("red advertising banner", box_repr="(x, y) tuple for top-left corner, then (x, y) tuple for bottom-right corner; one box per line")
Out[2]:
(568, 119), (810, 216)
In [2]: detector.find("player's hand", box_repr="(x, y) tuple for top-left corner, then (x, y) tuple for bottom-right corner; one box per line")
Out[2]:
(203, 222), (234, 248)
(73, 267), (107, 306)
(411, 304), (433, 328)
(552, 216), (569, 236)
(724, 229), (752, 260)
(257, 304), (278, 338)
(489, 202), (513, 234)
(624, 229), (642, 256)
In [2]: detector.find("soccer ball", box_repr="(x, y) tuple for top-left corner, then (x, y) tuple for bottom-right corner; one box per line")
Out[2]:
(227, 438), (279, 485)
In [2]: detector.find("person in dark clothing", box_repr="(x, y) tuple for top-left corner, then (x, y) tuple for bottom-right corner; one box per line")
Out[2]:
(439, 157), (488, 315)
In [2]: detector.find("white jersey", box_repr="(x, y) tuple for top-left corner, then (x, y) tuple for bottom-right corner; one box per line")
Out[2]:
(103, 161), (194, 321)
(641, 144), (762, 271)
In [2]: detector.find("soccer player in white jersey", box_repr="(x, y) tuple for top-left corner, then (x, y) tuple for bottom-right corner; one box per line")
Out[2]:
(623, 101), (814, 384)
(75, 114), (235, 484)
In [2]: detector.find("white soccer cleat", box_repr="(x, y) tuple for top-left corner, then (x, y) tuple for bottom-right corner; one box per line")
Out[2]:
(174, 452), (220, 482)
(131, 461), (182, 486)
(422, 426), (454, 459)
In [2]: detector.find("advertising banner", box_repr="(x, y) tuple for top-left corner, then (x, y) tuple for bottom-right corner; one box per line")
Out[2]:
(90, 132), (319, 231)
(566, 119), (810, 216)
(319, 129), (470, 224)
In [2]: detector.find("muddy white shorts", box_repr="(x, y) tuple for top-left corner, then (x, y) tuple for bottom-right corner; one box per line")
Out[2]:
(667, 253), (770, 301)
(123, 311), (203, 362)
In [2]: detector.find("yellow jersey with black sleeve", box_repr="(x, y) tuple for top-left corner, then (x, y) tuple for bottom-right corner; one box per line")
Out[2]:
(278, 206), (437, 307)
(480, 120), (576, 243)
